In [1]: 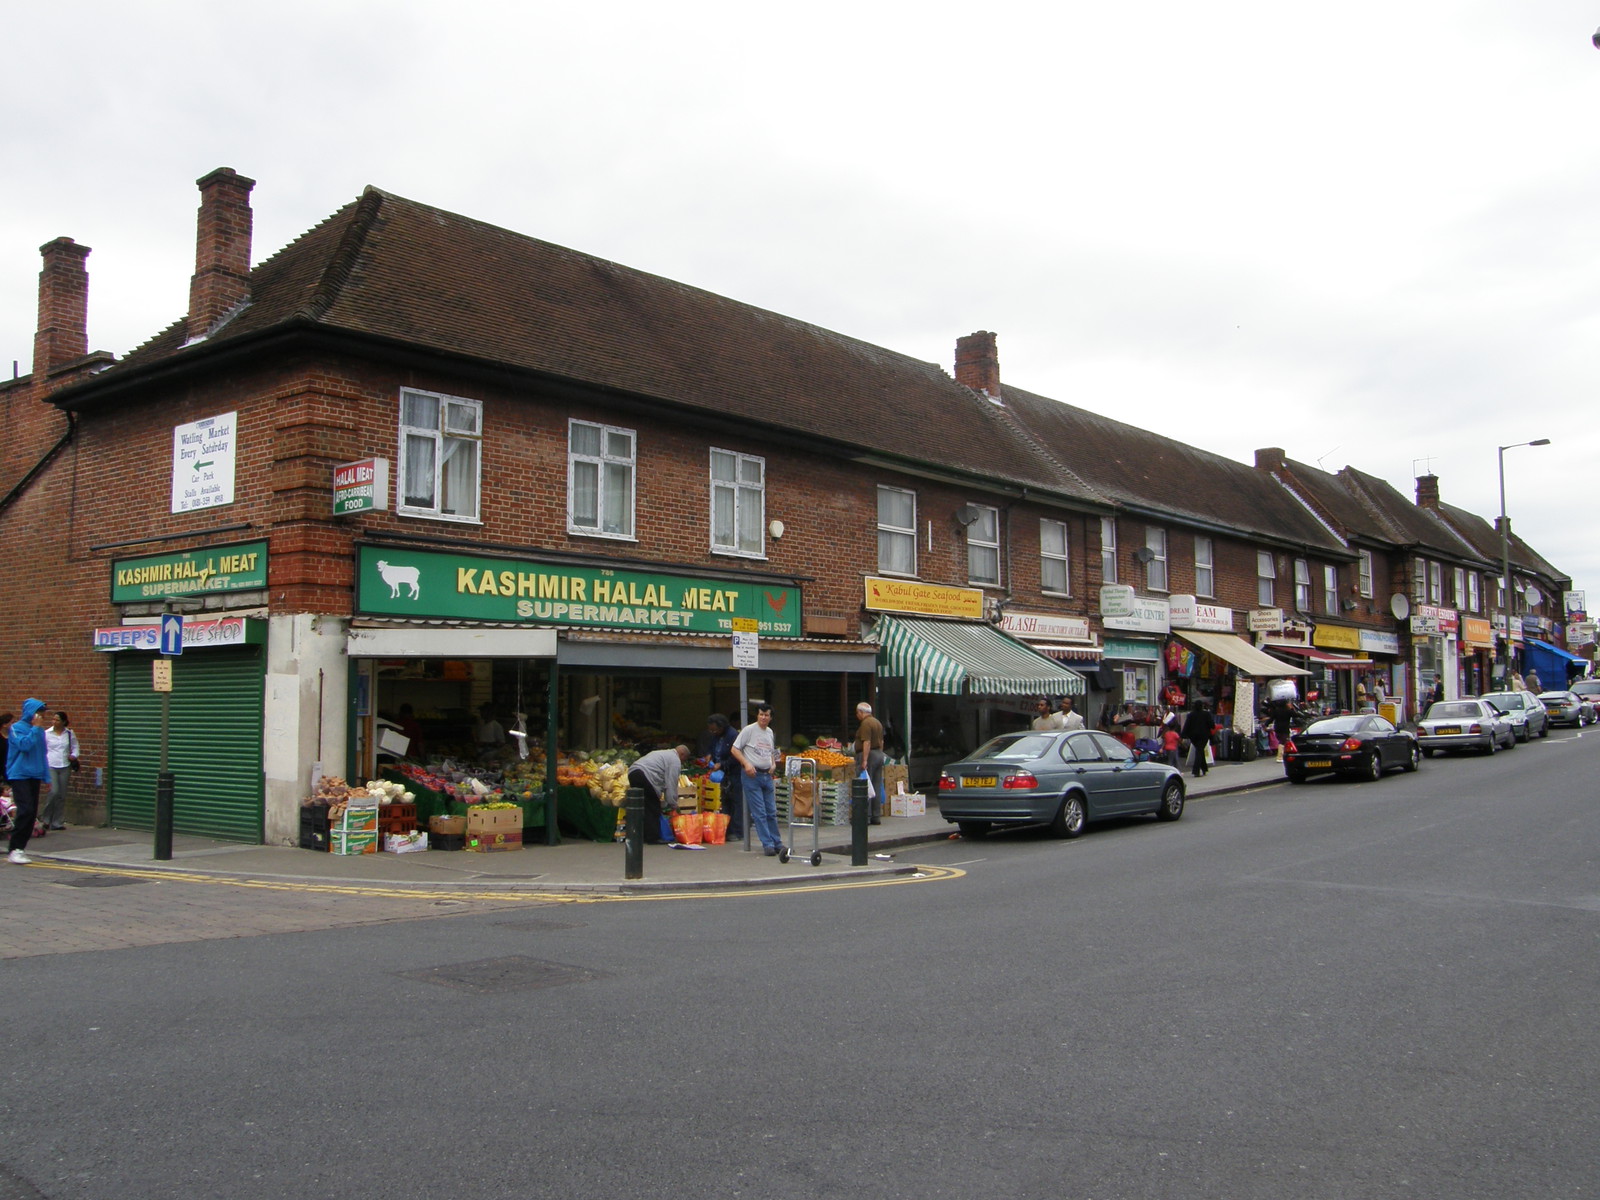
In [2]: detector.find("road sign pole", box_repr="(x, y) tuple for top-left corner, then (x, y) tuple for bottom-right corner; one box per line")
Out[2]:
(155, 681), (173, 860)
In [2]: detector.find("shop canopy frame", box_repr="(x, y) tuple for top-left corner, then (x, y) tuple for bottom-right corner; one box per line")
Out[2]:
(1021, 642), (1104, 663)
(874, 615), (1088, 696)
(1265, 644), (1374, 670)
(1175, 630), (1310, 677)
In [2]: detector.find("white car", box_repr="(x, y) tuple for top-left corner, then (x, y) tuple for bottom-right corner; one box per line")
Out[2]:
(1478, 691), (1550, 742)
(1416, 699), (1516, 757)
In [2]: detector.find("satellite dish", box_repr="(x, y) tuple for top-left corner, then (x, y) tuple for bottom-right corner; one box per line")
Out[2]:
(1390, 594), (1411, 620)
(1525, 585), (1543, 606)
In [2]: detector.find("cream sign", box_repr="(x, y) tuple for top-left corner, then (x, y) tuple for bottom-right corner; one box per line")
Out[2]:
(998, 611), (1092, 641)
(1102, 593), (1170, 634)
(1168, 595), (1234, 632)
(171, 411), (237, 514)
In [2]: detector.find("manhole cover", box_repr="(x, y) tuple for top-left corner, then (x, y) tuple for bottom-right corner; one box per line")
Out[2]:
(395, 955), (603, 994)
(53, 874), (150, 888)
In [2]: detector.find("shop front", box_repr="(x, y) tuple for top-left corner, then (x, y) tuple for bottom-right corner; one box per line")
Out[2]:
(1172, 622), (1309, 756)
(1358, 629), (1405, 720)
(1411, 604), (1459, 713)
(1099, 586), (1171, 732)
(1459, 617), (1494, 697)
(1261, 623), (1374, 713)
(351, 544), (875, 841)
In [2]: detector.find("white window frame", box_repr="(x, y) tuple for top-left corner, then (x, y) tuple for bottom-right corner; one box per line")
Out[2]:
(1358, 549), (1374, 598)
(1194, 536), (1214, 598)
(567, 419), (637, 540)
(1412, 559), (1428, 604)
(1323, 564), (1339, 615)
(1040, 519), (1070, 596)
(1428, 561), (1443, 605)
(1294, 558), (1312, 611)
(1453, 567), (1466, 609)
(1100, 518), (1118, 585)
(397, 387), (482, 523)
(1145, 527), (1168, 592)
(966, 504), (1001, 587)
(709, 447), (765, 558)
(877, 485), (917, 577)
(1257, 551), (1276, 606)
(1468, 572), (1481, 613)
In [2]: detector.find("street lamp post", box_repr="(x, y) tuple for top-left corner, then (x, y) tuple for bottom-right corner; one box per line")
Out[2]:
(1497, 438), (1552, 684)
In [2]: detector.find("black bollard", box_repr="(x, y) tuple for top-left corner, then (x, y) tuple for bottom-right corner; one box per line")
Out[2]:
(851, 774), (869, 867)
(623, 786), (644, 880)
(154, 771), (175, 861)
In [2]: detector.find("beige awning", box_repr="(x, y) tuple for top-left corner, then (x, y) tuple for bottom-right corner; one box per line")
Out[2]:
(1176, 631), (1310, 676)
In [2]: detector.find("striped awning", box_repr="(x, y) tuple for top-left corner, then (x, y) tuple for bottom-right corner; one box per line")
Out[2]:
(874, 615), (1087, 697)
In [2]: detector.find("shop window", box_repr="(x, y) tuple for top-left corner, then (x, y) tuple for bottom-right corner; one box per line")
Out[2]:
(1194, 536), (1214, 598)
(710, 448), (764, 557)
(1101, 518), (1118, 584)
(1145, 527), (1168, 592)
(569, 420), (636, 539)
(398, 388), (481, 521)
(1040, 519), (1070, 595)
(967, 505), (1000, 586)
(1294, 559), (1312, 611)
(1358, 549), (1373, 597)
(1257, 550), (1275, 606)
(1323, 565), (1338, 615)
(878, 485), (917, 576)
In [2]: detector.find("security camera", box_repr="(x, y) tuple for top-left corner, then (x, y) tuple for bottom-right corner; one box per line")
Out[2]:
(1592, 25), (1600, 48)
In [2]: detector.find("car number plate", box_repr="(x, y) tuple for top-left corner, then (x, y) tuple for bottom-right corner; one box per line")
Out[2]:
(1436, 725), (1461, 735)
(960, 775), (997, 788)
(1304, 759), (1332, 769)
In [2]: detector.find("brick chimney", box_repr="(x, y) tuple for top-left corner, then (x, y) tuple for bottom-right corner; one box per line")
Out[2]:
(188, 167), (256, 335)
(1415, 474), (1440, 510)
(954, 331), (1001, 400)
(1255, 447), (1287, 473)
(33, 237), (90, 374)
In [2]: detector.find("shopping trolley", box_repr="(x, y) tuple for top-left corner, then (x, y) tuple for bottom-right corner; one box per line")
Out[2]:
(777, 756), (824, 866)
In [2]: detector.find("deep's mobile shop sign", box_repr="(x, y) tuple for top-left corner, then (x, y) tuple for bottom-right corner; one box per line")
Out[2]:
(111, 541), (268, 603)
(356, 545), (801, 635)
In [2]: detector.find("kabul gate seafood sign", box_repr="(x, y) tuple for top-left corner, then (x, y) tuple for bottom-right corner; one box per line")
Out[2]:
(356, 546), (801, 636)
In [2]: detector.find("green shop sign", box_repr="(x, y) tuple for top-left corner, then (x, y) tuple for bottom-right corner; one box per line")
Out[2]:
(356, 545), (801, 637)
(111, 540), (268, 603)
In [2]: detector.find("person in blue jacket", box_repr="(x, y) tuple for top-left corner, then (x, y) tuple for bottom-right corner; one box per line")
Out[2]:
(7, 699), (50, 864)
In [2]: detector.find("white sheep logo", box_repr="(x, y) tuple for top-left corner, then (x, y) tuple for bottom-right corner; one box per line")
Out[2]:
(375, 560), (421, 600)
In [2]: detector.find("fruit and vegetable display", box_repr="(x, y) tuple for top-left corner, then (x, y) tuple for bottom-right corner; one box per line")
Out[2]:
(587, 761), (630, 805)
(787, 747), (854, 768)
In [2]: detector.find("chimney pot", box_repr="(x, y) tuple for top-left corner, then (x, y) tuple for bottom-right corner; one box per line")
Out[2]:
(33, 237), (91, 374)
(1415, 474), (1441, 509)
(954, 330), (1001, 399)
(1254, 447), (1286, 472)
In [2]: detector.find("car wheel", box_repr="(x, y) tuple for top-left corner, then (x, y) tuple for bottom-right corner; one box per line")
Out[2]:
(1482, 735), (1497, 755)
(1402, 742), (1420, 772)
(1362, 750), (1383, 782)
(1286, 768), (1307, 784)
(1155, 779), (1184, 822)
(1516, 725), (1528, 743)
(1539, 722), (1550, 738)
(956, 820), (991, 839)
(1050, 794), (1087, 839)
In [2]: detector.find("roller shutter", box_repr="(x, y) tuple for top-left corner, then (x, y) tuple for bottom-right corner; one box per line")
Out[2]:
(108, 648), (266, 843)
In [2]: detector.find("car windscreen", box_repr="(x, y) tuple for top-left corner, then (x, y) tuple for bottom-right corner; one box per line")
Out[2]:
(1305, 716), (1364, 734)
(1571, 682), (1600, 696)
(970, 734), (1056, 761)
(1480, 694), (1518, 714)
(1426, 702), (1481, 720)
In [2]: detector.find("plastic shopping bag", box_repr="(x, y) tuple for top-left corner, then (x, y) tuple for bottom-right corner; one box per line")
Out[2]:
(671, 812), (704, 845)
(859, 770), (876, 801)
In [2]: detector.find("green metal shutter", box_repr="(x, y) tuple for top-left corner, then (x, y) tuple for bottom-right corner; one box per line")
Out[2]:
(108, 648), (266, 844)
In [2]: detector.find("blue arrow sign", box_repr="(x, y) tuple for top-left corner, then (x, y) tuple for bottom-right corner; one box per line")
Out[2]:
(160, 613), (184, 656)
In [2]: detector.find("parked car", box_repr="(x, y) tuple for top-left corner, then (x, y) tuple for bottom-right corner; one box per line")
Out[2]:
(1283, 714), (1421, 783)
(1570, 678), (1600, 709)
(938, 729), (1185, 839)
(1536, 690), (1594, 728)
(1478, 690), (1550, 742)
(1416, 699), (1516, 756)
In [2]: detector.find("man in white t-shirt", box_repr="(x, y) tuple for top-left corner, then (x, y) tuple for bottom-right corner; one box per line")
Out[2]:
(1031, 698), (1064, 731)
(732, 704), (783, 855)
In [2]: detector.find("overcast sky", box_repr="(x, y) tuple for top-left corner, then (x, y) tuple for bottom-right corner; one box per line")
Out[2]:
(5, 1), (1597, 610)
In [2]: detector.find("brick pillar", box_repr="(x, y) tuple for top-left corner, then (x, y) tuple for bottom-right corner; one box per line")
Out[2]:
(954, 331), (1001, 398)
(33, 237), (90, 374)
(1415, 474), (1440, 510)
(1254, 447), (1286, 473)
(188, 167), (256, 335)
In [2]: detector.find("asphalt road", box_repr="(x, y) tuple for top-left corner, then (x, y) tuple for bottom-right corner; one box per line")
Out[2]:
(2, 727), (1596, 1199)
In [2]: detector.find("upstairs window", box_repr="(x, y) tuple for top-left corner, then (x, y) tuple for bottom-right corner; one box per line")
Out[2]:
(1428, 561), (1443, 605)
(1257, 551), (1276, 606)
(710, 448), (765, 557)
(1194, 536), (1214, 598)
(1323, 565), (1339, 615)
(569, 420), (635, 538)
(1145, 527), (1168, 592)
(966, 505), (1000, 586)
(1040, 519), (1070, 596)
(1453, 567), (1466, 609)
(398, 388), (481, 522)
(1358, 549), (1374, 598)
(878, 486), (917, 576)
(1294, 558), (1312, 611)
(1100, 518), (1118, 584)
(1468, 572), (1481, 613)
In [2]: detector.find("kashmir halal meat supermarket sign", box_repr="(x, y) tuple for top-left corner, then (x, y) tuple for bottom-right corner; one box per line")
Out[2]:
(111, 540), (268, 603)
(356, 545), (801, 636)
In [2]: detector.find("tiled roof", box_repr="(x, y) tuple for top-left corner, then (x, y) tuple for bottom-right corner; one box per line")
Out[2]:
(1332, 467), (1482, 561)
(91, 189), (1083, 496)
(1437, 501), (1567, 582)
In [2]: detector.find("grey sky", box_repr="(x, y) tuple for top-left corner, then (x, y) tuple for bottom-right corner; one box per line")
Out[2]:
(4, 1), (1595, 607)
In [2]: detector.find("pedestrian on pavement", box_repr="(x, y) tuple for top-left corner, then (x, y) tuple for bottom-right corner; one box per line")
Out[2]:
(1031, 697), (1063, 731)
(732, 703), (783, 855)
(627, 744), (690, 845)
(1270, 697), (1294, 763)
(42, 710), (81, 831)
(705, 713), (743, 840)
(1525, 668), (1541, 693)
(854, 701), (885, 825)
(1180, 700), (1216, 778)
(1057, 696), (1086, 731)
(7, 699), (50, 864)
(1161, 722), (1182, 769)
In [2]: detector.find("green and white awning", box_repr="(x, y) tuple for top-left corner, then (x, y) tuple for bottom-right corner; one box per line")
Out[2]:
(874, 615), (1087, 697)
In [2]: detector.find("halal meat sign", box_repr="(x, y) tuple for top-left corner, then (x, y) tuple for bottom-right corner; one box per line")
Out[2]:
(333, 458), (390, 515)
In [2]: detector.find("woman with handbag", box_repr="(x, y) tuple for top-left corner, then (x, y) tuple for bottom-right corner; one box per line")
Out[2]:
(42, 710), (81, 832)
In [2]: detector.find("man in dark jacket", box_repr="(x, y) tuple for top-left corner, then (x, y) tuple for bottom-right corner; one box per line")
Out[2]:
(1180, 701), (1216, 778)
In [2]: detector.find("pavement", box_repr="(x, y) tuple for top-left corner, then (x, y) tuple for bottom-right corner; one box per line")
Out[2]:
(14, 754), (1290, 893)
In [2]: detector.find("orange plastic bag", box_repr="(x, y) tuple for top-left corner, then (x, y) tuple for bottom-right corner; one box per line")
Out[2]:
(702, 812), (729, 844)
(670, 812), (703, 845)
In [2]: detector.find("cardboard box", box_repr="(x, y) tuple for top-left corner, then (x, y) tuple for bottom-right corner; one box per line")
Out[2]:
(428, 814), (466, 836)
(338, 803), (380, 833)
(883, 764), (909, 795)
(465, 828), (522, 853)
(330, 830), (378, 855)
(890, 793), (927, 817)
(376, 727), (410, 756)
(466, 806), (522, 835)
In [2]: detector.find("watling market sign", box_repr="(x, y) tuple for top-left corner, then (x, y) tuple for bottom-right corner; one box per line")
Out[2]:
(356, 546), (801, 636)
